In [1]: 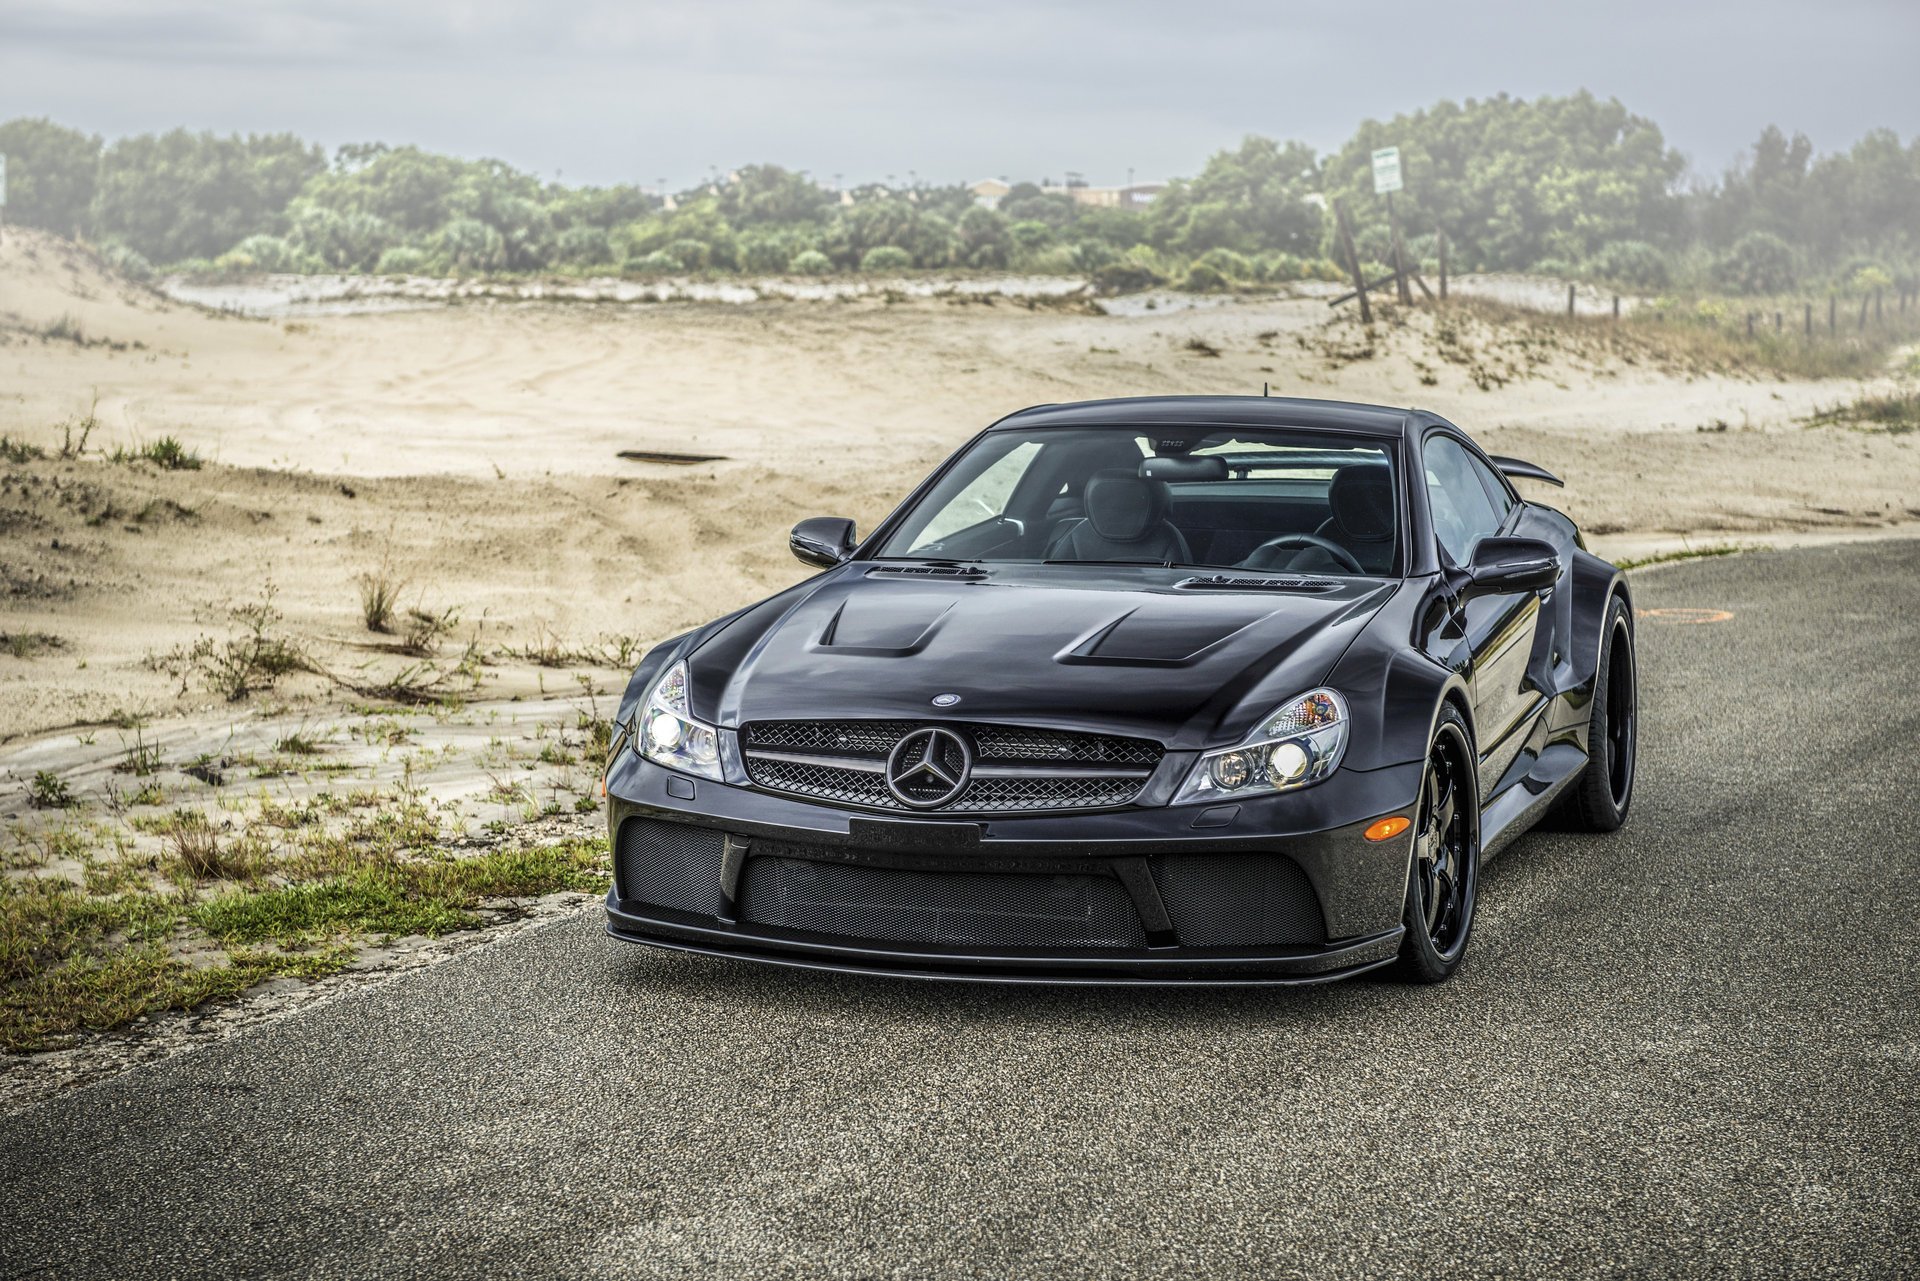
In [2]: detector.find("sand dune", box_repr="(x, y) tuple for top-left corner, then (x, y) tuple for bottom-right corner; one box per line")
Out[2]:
(2, 228), (1916, 742)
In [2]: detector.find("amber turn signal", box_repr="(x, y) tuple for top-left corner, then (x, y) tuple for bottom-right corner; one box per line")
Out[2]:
(1364, 816), (1410, 842)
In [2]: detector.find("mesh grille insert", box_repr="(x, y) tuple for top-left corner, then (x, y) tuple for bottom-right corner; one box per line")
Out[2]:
(741, 720), (1162, 813)
(616, 818), (724, 917)
(738, 853), (1148, 949)
(1151, 853), (1325, 946)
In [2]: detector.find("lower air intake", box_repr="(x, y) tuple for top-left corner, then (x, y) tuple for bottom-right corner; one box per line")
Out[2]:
(1151, 853), (1326, 946)
(737, 854), (1148, 949)
(616, 818), (724, 916)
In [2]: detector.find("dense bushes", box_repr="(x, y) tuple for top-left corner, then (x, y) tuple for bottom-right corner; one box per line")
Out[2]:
(1586, 240), (1670, 288)
(1712, 231), (1799, 294)
(1, 96), (1912, 291)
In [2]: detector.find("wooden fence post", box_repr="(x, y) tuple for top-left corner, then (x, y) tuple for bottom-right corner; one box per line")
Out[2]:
(1746, 313), (1754, 338)
(1567, 283), (1576, 317)
(1386, 193), (1412, 306)
(1859, 295), (1869, 329)
(1612, 295), (1620, 320)
(1333, 198), (1370, 325)
(1437, 229), (1447, 300)
(1774, 311), (1782, 332)
(1804, 303), (1812, 338)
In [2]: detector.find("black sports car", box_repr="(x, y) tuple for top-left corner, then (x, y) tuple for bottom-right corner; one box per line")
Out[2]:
(604, 396), (1636, 984)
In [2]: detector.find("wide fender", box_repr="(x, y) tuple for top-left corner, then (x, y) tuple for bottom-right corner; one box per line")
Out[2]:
(1327, 586), (1473, 772)
(1567, 548), (1630, 694)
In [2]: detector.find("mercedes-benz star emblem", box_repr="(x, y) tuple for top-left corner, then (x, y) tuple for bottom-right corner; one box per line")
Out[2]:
(930, 693), (961, 707)
(885, 727), (972, 809)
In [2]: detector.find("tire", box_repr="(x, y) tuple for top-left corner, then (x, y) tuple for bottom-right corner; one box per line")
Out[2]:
(1561, 595), (1636, 833)
(1394, 705), (1480, 984)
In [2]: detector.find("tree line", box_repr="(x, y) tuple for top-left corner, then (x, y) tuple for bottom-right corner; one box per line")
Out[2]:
(1, 91), (1914, 295)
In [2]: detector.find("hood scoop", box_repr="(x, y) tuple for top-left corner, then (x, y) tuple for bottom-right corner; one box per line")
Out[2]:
(814, 596), (955, 657)
(1176, 574), (1340, 592)
(1058, 598), (1281, 668)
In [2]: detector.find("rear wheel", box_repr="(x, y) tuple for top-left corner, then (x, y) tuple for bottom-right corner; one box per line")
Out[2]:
(1562, 596), (1636, 832)
(1394, 706), (1479, 984)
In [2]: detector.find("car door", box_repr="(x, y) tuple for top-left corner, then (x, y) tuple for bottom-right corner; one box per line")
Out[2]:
(1423, 433), (1542, 780)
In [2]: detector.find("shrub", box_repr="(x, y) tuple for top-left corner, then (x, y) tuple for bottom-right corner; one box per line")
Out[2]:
(665, 238), (712, 270)
(357, 559), (403, 633)
(1256, 252), (1304, 282)
(374, 245), (428, 275)
(113, 436), (202, 470)
(1529, 257), (1579, 280)
(554, 225), (613, 267)
(224, 234), (299, 273)
(436, 219), (506, 273)
(740, 230), (813, 273)
(1071, 240), (1117, 272)
(623, 250), (683, 276)
(1022, 244), (1082, 275)
(1713, 231), (1798, 295)
(859, 245), (914, 272)
(29, 771), (74, 810)
(1197, 248), (1252, 281)
(789, 249), (833, 275)
(101, 241), (155, 283)
(1091, 261), (1165, 295)
(1180, 261), (1232, 292)
(1587, 240), (1670, 289)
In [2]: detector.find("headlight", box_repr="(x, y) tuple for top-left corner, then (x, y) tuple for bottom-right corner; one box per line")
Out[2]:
(1173, 688), (1348, 804)
(636, 660), (723, 781)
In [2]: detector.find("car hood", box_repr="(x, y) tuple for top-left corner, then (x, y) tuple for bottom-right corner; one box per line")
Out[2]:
(688, 564), (1395, 749)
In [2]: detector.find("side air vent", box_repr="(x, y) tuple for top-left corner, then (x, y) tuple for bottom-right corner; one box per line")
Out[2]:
(865, 564), (989, 580)
(1175, 574), (1339, 592)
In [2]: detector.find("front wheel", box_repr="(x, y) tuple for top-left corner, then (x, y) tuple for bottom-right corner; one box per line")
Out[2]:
(1393, 706), (1480, 984)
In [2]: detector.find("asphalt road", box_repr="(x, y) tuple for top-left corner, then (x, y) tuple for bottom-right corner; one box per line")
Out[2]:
(4, 541), (1918, 1280)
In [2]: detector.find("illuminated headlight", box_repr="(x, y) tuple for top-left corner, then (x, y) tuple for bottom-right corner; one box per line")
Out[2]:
(636, 660), (723, 781)
(1174, 689), (1349, 804)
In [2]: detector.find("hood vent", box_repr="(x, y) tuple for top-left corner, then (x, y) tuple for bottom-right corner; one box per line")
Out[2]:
(1175, 574), (1339, 593)
(865, 564), (989, 581)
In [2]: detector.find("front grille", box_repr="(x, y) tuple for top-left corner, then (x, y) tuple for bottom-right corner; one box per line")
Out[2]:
(1151, 853), (1325, 946)
(616, 818), (724, 916)
(737, 853), (1148, 949)
(741, 720), (1162, 813)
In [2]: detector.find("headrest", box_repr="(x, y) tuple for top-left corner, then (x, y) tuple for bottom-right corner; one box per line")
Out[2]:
(1084, 468), (1169, 542)
(1329, 465), (1394, 542)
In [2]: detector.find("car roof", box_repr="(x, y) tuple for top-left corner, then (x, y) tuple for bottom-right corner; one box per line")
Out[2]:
(988, 395), (1418, 439)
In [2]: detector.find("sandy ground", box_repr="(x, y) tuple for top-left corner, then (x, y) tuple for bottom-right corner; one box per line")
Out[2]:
(3, 228), (1917, 750)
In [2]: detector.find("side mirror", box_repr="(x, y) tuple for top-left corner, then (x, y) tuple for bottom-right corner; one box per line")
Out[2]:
(1464, 536), (1559, 596)
(790, 516), (857, 569)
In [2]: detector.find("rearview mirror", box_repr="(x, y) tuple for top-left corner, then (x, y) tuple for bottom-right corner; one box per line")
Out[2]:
(790, 516), (857, 568)
(1464, 537), (1559, 596)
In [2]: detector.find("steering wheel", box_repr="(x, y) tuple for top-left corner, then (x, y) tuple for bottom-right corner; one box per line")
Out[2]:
(1240, 533), (1365, 575)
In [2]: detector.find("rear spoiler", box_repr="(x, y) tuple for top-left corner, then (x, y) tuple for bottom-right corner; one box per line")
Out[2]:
(1488, 455), (1564, 487)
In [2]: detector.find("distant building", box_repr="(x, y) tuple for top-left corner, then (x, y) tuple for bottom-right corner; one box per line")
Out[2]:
(969, 179), (1011, 209)
(1045, 182), (1164, 211)
(971, 177), (1164, 212)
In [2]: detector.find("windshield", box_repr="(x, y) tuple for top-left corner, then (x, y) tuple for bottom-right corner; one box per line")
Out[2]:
(876, 427), (1399, 576)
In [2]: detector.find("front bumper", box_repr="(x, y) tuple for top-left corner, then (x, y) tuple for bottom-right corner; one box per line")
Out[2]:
(603, 750), (1423, 986)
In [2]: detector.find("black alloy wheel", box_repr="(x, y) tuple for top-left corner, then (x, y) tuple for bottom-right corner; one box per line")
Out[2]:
(1395, 707), (1480, 983)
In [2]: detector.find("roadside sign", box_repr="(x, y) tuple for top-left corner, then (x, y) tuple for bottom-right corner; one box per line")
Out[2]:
(1371, 147), (1402, 196)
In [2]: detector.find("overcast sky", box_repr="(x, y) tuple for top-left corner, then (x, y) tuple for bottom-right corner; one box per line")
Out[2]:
(2, 0), (1914, 190)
